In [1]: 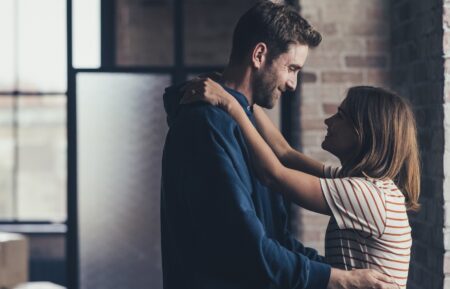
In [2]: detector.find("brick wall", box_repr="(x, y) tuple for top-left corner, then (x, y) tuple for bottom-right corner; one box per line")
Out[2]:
(295, 0), (391, 254)
(391, 0), (445, 288)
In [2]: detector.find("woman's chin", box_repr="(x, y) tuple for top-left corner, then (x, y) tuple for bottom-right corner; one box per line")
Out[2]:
(322, 141), (336, 156)
(321, 139), (329, 151)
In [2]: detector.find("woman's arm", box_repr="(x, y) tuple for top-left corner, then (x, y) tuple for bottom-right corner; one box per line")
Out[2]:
(229, 102), (330, 215)
(182, 78), (331, 215)
(253, 105), (325, 177)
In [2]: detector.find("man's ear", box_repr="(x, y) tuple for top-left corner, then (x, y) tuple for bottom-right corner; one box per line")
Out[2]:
(251, 42), (268, 69)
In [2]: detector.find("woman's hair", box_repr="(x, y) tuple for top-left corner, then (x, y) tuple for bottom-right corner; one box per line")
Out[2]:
(340, 86), (421, 211)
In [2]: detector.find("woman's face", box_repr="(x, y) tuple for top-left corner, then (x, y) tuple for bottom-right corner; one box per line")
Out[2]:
(321, 106), (360, 163)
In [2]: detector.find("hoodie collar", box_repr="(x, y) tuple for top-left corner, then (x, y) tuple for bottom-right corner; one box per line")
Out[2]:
(223, 86), (253, 117)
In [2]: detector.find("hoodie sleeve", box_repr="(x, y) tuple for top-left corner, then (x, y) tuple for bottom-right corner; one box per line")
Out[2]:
(171, 106), (331, 289)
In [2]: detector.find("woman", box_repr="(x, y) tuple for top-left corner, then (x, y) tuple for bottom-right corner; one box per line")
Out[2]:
(182, 78), (420, 289)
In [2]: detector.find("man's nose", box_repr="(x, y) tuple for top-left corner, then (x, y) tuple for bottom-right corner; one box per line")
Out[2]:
(286, 77), (297, 91)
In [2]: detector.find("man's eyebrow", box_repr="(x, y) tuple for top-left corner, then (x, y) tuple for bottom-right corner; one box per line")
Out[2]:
(289, 64), (302, 70)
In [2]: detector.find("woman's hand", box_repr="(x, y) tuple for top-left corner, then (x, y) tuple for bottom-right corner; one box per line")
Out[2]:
(181, 78), (236, 113)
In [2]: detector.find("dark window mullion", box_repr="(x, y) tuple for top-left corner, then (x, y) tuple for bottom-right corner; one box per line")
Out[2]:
(101, 0), (115, 68)
(173, 0), (184, 84)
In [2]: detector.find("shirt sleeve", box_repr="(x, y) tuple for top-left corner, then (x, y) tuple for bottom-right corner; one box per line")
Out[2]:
(185, 108), (331, 289)
(323, 165), (341, 178)
(319, 173), (387, 238)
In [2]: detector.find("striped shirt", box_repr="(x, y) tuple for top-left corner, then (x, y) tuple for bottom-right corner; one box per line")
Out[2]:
(320, 166), (411, 289)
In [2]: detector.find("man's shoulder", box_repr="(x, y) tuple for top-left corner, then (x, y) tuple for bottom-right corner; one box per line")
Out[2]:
(177, 103), (237, 132)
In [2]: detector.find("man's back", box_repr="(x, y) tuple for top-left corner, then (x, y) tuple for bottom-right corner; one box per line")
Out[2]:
(160, 86), (330, 289)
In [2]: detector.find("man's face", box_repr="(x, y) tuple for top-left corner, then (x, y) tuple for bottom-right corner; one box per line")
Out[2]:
(252, 43), (309, 109)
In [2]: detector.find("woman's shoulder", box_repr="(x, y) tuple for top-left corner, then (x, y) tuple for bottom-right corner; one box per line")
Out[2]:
(323, 165), (342, 178)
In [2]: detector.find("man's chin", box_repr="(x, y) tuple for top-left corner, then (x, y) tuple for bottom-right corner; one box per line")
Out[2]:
(264, 101), (277, 109)
(256, 99), (277, 109)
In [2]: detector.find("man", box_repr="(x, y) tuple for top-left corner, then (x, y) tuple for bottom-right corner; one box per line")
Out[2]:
(161, 2), (397, 289)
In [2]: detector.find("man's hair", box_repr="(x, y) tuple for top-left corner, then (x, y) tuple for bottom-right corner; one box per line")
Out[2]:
(339, 86), (421, 211)
(229, 1), (322, 64)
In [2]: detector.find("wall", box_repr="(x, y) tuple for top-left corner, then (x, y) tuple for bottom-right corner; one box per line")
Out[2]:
(391, 0), (445, 288)
(295, 0), (392, 254)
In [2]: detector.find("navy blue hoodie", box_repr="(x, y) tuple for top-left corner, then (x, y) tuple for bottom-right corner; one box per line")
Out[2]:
(161, 83), (331, 289)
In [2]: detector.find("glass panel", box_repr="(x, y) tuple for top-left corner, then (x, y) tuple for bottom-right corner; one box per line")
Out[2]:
(16, 96), (67, 222)
(184, 0), (258, 66)
(0, 0), (16, 91)
(116, 0), (174, 66)
(76, 72), (169, 289)
(73, 0), (101, 68)
(0, 96), (14, 220)
(18, 0), (67, 93)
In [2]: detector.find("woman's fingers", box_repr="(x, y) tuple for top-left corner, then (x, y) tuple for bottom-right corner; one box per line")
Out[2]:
(367, 269), (400, 289)
(180, 77), (224, 106)
(370, 269), (394, 283)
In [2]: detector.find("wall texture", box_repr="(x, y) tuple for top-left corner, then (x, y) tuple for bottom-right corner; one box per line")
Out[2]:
(295, 0), (392, 254)
(391, 0), (445, 288)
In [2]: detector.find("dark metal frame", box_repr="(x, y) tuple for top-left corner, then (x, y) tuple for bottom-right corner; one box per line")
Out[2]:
(66, 1), (301, 288)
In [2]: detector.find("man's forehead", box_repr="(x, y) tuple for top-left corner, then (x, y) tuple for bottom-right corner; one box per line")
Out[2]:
(277, 43), (309, 64)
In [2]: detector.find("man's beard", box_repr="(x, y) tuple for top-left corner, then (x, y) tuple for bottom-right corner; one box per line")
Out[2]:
(252, 67), (278, 109)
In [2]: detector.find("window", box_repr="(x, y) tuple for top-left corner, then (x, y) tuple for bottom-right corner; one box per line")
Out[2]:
(0, 0), (67, 222)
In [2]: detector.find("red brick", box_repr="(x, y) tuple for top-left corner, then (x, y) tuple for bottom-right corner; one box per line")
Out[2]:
(365, 69), (390, 86)
(306, 54), (341, 68)
(300, 103), (322, 117)
(301, 118), (326, 130)
(322, 103), (338, 115)
(347, 22), (389, 36)
(321, 71), (363, 83)
(345, 55), (388, 68)
(301, 72), (317, 83)
(366, 39), (389, 53)
(366, 7), (389, 20)
(316, 38), (365, 55)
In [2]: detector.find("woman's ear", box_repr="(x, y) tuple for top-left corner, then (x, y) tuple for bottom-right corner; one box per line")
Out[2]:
(251, 42), (268, 69)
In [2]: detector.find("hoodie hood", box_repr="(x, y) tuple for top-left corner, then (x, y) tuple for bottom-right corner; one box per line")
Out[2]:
(163, 82), (185, 127)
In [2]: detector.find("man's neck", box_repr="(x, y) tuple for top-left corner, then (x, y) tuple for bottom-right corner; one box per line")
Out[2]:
(222, 65), (254, 105)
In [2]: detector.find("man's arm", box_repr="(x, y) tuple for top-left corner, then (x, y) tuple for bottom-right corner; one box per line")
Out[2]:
(183, 108), (331, 289)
